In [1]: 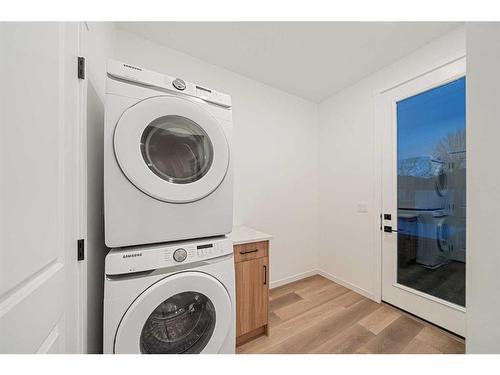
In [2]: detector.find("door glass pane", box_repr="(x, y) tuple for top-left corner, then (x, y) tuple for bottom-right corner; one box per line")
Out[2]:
(140, 291), (216, 354)
(396, 77), (466, 307)
(141, 115), (213, 184)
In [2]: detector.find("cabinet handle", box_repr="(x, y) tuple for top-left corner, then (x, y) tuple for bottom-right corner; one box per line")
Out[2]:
(263, 265), (267, 285)
(240, 249), (259, 255)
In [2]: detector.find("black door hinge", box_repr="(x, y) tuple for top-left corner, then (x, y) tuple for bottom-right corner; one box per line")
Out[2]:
(77, 239), (85, 261)
(77, 56), (85, 80)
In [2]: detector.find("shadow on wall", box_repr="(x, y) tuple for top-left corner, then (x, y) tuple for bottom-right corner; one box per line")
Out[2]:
(86, 82), (106, 354)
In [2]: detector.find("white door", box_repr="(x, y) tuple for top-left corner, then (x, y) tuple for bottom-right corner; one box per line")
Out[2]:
(0, 22), (83, 353)
(114, 96), (230, 203)
(114, 272), (231, 354)
(378, 58), (466, 336)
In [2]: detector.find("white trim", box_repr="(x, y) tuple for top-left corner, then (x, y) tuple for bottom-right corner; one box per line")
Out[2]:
(269, 269), (319, 289)
(77, 21), (87, 354)
(61, 21), (85, 353)
(377, 55), (466, 95)
(372, 91), (383, 304)
(318, 270), (377, 301)
(270, 269), (378, 303)
(392, 283), (466, 313)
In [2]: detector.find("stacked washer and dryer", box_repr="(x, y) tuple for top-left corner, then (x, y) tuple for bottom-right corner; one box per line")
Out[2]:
(103, 60), (235, 354)
(398, 157), (465, 269)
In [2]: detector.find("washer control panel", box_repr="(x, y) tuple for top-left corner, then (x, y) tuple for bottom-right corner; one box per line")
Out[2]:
(105, 237), (233, 275)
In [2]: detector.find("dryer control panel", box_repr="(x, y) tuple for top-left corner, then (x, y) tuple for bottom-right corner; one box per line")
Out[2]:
(106, 237), (233, 276)
(107, 59), (232, 108)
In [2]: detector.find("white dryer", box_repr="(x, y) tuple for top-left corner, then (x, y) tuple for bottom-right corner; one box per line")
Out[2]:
(104, 60), (233, 247)
(103, 237), (235, 354)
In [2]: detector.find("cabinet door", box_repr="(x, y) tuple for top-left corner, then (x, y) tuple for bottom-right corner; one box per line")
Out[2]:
(235, 257), (269, 336)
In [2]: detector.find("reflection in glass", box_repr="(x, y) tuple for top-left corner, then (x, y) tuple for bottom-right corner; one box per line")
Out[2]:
(396, 77), (466, 307)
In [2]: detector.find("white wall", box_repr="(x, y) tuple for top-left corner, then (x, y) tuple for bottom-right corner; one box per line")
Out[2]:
(318, 26), (465, 300)
(81, 21), (115, 353)
(113, 30), (320, 286)
(465, 23), (500, 353)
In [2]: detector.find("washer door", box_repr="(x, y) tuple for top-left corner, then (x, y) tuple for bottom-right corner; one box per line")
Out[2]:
(114, 272), (232, 354)
(114, 95), (230, 203)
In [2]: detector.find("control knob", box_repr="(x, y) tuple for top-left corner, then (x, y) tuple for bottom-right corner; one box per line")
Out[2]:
(173, 248), (187, 263)
(172, 78), (186, 91)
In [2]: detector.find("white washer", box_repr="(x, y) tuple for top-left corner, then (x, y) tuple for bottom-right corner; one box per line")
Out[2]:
(104, 60), (233, 247)
(103, 237), (235, 354)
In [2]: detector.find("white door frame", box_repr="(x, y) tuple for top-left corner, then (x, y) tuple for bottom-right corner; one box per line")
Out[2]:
(75, 21), (87, 354)
(373, 55), (466, 336)
(58, 21), (86, 353)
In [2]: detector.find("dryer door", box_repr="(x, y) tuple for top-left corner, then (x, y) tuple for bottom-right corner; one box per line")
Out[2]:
(114, 272), (232, 354)
(114, 95), (230, 203)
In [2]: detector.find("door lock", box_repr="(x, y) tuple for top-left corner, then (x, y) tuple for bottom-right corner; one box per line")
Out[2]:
(384, 225), (398, 233)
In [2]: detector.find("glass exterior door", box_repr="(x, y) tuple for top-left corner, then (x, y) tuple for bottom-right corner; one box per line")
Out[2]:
(396, 77), (466, 307)
(379, 57), (466, 336)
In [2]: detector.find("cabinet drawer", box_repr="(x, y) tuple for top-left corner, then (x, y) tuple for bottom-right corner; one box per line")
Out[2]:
(234, 241), (268, 263)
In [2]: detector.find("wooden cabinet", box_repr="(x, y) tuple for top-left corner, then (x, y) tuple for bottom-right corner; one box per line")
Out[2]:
(234, 240), (269, 346)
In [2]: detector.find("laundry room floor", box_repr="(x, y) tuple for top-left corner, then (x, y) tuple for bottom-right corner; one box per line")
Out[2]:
(236, 275), (465, 354)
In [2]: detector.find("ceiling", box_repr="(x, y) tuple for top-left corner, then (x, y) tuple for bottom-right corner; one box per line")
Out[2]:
(117, 22), (461, 102)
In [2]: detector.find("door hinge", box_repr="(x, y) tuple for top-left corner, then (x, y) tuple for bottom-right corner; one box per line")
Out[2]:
(77, 56), (85, 80)
(77, 239), (85, 261)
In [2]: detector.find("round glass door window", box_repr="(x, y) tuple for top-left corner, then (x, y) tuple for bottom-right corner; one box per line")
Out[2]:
(140, 116), (214, 184)
(140, 291), (216, 354)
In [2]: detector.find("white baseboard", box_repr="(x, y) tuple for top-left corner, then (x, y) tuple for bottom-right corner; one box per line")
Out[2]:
(269, 268), (378, 304)
(317, 270), (377, 302)
(269, 269), (319, 289)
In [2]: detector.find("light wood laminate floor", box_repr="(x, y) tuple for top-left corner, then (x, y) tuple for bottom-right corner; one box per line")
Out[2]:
(237, 275), (465, 354)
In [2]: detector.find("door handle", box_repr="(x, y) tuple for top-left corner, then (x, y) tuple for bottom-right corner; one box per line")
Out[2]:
(240, 249), (259, 255)
(263, 265), (267, 285)
(384, 225), (399, 233)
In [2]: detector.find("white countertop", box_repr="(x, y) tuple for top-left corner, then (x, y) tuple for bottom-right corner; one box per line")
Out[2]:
(228, 225), (273, 245)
